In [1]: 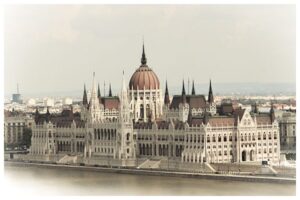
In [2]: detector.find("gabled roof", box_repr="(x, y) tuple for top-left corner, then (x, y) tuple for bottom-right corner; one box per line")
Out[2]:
(170, 95), (207, 109)
(101, 96), (120, 110)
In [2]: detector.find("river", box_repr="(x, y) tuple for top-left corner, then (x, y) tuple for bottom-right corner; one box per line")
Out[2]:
(4, 165), (295, 196)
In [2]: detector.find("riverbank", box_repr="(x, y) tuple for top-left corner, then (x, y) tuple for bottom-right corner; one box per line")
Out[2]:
(4, 160), (296, 184)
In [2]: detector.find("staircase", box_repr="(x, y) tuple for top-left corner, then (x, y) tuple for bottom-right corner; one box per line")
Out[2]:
(58, 155), (78, 164)
(138, 159), (161, 169)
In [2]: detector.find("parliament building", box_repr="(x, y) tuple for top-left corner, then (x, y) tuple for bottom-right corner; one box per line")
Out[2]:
(28, 45), (281, 169)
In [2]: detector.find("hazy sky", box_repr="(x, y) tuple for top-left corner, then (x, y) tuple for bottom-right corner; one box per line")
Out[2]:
(4, 5), (295, 96)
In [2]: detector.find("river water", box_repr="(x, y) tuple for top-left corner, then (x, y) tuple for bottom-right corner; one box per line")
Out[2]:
(4, 165), (295, 196)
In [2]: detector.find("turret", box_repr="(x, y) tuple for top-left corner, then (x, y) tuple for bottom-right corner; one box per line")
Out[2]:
(208, 79), (214, 104)
(181, 80), (187, 104)
(82, 84), (88, 106)
(97, 83), (102, 103)
(191, 80), (195, 95)
(109, 83), (112, 97)
(164, 81), (170, 105)
(270, 103), (275, 123)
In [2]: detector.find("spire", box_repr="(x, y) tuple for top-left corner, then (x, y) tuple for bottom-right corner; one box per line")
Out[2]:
(270, 102), (275, 123)
(34, 107), (39, 123)
(97, 83), (101, 103)
(89, 72), (100, 113)
(109, 83), (112, 97)
(141, 42), (147, 65)
(83, 84), (88, 106)
(208, 79), (214, 104)
(181, 80), (186, 104)
(97, 83), (101, 98)
(164, 80), (170, 105)
(46, 107), (50, 122)
(191, 80), (195, 95)
(253, 102), (258, 114)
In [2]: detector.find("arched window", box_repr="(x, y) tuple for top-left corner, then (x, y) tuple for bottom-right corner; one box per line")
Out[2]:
(258, 133), (261, 140)
(224, 135), (227, 142)
(263, 133), (266, 140)
(207, 136), (210, 143)
(127, 133), (130, 141)
(229, 135), (232, 142)
(248, 133), (251, 141)
(212, 135), (216, 142)
(218, 135), (221, 142)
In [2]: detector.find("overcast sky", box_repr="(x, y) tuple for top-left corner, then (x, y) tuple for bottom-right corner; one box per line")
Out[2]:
(4, 5), (295, 96)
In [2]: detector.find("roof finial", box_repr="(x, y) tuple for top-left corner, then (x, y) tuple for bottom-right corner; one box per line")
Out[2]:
(109, 83), (112, 97)
(191, 80), (195, 95)
(208, 79), (214, 104)
(141, 40), (147, 65)
(83, 83), (88, 106)
(181, 79), (187, 104)
(164, 80), (170, 105)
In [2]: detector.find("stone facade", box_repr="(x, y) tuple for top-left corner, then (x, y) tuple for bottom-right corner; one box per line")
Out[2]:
(278, 112), (296, 154)
(27, 45), (282, 166)
(4, 111), (34, 146)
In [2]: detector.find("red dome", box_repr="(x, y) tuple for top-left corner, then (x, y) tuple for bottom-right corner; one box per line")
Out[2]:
(129, 64), (160, 90)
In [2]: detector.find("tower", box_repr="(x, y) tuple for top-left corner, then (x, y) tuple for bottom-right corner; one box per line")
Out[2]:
(207, 79), (216, 115)
(128, 43), (162, 122)
(179, 80), (189, 122)
(88, 72), (102, 122)
(117, 72), (136, 164)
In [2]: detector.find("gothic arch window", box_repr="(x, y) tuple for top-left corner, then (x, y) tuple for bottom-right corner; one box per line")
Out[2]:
(248, 133), (251, 141)
(127, 133), (130, 141)
(252, 133), (255, 141)
(212, 135), (216, 142)
(207, 135), (210, 143)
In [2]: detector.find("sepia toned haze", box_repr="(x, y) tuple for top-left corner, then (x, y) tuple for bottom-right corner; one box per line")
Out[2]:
(4, 5), (295, 97)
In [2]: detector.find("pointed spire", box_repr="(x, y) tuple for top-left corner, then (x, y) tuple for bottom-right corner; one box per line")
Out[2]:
(208, 79), (214, 104)
(34, 107), (39, 123)
(109, 83), (112, 97)
(97, 83), (101, 98)
(191, 80), (195, 95)
(97, 83), (101, 104)
(141, 42), (147, 65)
(270, 102), (275, 123)
(253, 102), (258, 114)
(164, 80), (170, 105)
(83, 84), (88, 106)
(181, 80), (186, 104)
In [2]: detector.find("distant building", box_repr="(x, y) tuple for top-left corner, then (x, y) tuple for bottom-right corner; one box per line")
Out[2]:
(4, 111), (34, 147)
(44, 98), (54, 107)
(278, 112), (296, 156)
(63, 97), (73, 105)
(11, 84), (22, 104)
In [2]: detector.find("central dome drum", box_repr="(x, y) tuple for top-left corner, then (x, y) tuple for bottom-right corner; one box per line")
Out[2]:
(129, 45), (160, 90)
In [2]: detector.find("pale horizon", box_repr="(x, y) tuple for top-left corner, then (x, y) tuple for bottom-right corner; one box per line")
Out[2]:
(5, 5), (296, 97)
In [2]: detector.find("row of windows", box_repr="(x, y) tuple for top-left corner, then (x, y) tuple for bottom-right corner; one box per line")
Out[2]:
(95, 147), (114, 154)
